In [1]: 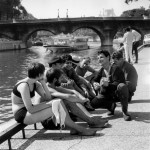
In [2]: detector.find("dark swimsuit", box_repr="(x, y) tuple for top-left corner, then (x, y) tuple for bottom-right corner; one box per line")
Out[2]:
(13, 82), (36, 124)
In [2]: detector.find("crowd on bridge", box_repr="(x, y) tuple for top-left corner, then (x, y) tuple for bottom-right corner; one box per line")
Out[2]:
(11, 28), (138, 136)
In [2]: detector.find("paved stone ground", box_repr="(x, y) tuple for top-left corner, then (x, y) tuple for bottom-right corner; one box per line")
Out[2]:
(0, 47), (150, 150)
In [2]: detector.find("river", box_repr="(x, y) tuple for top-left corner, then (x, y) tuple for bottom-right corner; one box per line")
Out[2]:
(0, 42), (104, 99)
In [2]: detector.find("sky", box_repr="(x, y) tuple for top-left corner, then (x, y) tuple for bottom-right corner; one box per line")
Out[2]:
(21, 0), (150, 19)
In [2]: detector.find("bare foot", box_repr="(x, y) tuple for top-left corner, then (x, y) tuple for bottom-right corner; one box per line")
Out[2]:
(70, 129), (97, 136)
(89, 117), (108, 128)
(70, 129), (78, 135)
(79, 129), (97, 136)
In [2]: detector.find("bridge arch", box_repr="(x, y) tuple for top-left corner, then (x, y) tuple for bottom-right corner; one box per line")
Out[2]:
(1, 17), (150, 52)
(72, 26), (104, 42)
(23, 28), (56, 43)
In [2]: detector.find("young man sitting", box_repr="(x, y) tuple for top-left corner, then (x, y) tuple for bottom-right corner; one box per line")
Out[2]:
(44, 68), (108, 128)
(47, 56), (94, 111)
(61, 54), (96, 100)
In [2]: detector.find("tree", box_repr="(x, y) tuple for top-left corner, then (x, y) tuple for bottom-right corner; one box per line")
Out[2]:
(125, 0), (150, 4)
(125, 0), (139, 4)
(0, 0), (36, 20)
(121, 8), (146, 17)
(121, 7), (150, 17)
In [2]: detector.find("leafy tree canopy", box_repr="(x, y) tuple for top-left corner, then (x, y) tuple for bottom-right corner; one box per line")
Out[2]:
(121, 7), (149, 17)
(125, 0), (139, 4)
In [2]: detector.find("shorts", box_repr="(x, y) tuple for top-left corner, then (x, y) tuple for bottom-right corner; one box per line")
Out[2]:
(14, 107), (27, 124)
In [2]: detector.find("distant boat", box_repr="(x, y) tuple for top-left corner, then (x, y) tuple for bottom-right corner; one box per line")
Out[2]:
(43, 35), (89, 53)
(33, 41), (43, 46)
(72, 36), (89, 50)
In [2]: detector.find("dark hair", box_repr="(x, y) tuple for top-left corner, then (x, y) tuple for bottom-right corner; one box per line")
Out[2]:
(126, 27), (131, 32)
(46, 68), (63, 83)
(112, 51), (123, 60)
(48, 56), (63, 67)
(28, 62), (45, 79)
(120, 43), (124, 47)
(61, 54), (79, 64)
(98, 50), (111, 61)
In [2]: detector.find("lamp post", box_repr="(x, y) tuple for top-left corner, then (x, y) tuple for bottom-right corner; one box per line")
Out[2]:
(57, 9), (59, 18)
(12, 0), (16, 23)
(66, 9), (68, 18)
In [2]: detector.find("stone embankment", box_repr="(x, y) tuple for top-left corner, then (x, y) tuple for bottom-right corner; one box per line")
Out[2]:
(0, 40), (26, 51)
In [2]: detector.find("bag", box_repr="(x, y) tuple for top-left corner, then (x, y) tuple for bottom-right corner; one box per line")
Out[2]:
(41, 117), (60, 130)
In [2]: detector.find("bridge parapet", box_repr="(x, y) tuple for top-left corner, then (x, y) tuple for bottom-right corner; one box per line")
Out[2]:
(0, 17), (150, 52)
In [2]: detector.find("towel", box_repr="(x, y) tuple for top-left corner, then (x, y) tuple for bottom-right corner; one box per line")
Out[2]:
(52, 100), (66, 129)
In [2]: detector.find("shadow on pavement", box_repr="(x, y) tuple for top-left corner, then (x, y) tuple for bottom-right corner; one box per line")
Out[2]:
(16, 128), (104, 150)
(130, 99), (150, 104)
(130, 111), (150, 123)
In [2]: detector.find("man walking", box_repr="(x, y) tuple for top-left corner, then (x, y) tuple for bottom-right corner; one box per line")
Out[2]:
(132, 30), (141, 63)
(122, 27), (134, 64)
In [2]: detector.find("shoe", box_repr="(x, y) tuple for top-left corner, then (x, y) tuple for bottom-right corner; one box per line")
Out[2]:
(134, 61), (138, 64)
(107, 103), (116, 116)
(123, 114), (131, 121)
(89, 119), (108, 128)
(84, 101), (95, 111)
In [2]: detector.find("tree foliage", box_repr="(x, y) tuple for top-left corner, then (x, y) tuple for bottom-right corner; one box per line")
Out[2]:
(0, 0), (36, 20)
(121, 7), (145, 17)
(125, 0), (139, 4)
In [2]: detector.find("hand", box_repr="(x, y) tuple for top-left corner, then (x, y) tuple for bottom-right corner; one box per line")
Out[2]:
(38, 78), (46, 85)
(93, 82), (100, 90)
(81, 98), (89, 103)
(84, 90), (89, 98)
(101, 78), (109, 87)
(68, 79), (74, 85)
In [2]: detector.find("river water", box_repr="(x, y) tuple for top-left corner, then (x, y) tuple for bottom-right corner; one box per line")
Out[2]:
(0, 42), (104, 99)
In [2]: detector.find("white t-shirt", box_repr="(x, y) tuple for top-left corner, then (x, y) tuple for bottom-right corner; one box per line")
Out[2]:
(132, 30), (141, 42)
(123, 31), (134, 46)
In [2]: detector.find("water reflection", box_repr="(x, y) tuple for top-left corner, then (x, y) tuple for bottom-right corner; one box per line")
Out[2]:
(0, 45), (101, 98)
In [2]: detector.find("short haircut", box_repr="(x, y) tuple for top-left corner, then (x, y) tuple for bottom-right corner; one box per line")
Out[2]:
(28, 62), (45, 79)
(112, 51), (123, 60)
(120, 43), (124, 47)
(48, 57), (63, 67)
(126, 27), (131, 32)
(98, 50), (111, 61)
(46, 68), (63, 83)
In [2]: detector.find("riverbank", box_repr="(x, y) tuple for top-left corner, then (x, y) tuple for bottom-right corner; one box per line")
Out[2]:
(0, 40), (26, 51)
(0, 46), (150, 150)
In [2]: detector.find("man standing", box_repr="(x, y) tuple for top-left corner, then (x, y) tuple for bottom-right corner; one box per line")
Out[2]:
(122, 27), (134, 64)
(132, 30), (141, 63)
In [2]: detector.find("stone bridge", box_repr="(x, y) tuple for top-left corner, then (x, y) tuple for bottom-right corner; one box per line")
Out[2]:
(0, 17), (150, 51)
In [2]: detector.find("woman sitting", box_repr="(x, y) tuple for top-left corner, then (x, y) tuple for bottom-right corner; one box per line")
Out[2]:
(11, 61), (96, 136)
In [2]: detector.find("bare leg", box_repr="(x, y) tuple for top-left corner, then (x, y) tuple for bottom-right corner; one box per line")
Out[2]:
(59, 100), (97, 135)
(64, 100), (108, 127)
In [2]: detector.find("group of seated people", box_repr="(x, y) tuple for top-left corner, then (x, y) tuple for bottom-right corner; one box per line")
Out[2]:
(11, 49), (138, 136)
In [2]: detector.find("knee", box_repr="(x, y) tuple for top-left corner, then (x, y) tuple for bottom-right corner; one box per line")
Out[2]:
(117, 83), (129, 97)
(117, 83), (127, 91)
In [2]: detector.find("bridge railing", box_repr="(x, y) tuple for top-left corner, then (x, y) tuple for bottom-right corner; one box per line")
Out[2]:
(0, 17), (145, 24)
